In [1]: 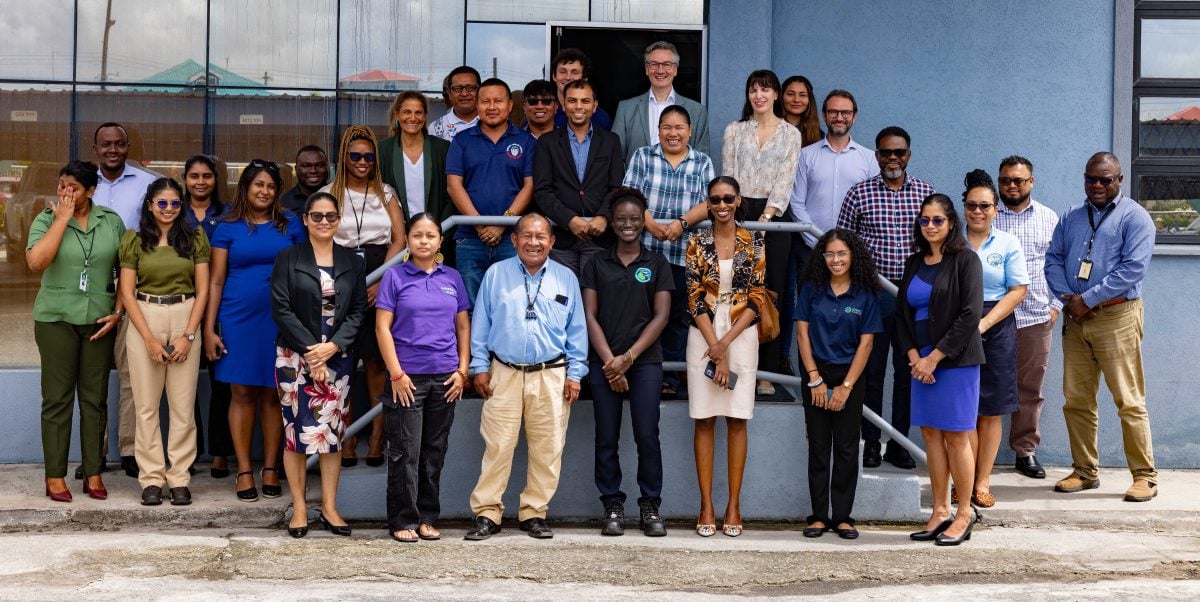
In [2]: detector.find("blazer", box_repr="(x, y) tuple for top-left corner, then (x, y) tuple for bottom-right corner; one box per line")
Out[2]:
(612, 91), (710, 165)
(532, 126), (625, 249)
(270, 241), (368, 354)
(895, 250), (985, 368)
(378, 133), (452, 222)
(685, 226), (769, 326)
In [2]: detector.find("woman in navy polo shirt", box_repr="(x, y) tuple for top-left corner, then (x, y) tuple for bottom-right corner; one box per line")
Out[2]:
(581, 187), (673, 538)
(376, 212), (470, 543)
(795, 228), (881, 540)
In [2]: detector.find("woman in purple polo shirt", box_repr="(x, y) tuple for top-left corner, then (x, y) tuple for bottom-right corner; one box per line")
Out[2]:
(376, 212), (470, 543)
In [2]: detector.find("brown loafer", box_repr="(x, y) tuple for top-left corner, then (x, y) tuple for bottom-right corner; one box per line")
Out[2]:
(971, 490), (996, 508)
(1124, 479), (1158, 502)
(1055, 472), (1100, 493)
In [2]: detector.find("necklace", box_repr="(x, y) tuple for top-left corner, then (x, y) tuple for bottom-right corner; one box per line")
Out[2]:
(523, 270), (544, 320)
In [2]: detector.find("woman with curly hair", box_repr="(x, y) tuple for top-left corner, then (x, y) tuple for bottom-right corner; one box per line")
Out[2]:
(794, 228), (881, 539)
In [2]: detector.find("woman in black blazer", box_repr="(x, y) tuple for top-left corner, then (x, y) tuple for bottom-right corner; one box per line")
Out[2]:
(270, 192), (368, 538)
(896, 193), (983, 547)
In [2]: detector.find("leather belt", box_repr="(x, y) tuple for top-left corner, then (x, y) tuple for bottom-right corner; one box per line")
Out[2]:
(491, 353), (566, 373)
(1097, 297), (1129, 309)
(136, 292), (195, 305)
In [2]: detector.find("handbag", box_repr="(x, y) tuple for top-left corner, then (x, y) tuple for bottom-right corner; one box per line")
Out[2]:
(752, 237), (780, 343)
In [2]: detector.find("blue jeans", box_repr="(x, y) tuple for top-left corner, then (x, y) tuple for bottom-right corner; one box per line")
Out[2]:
(456, 237), (516, 309)
(590, 361), (663, 507)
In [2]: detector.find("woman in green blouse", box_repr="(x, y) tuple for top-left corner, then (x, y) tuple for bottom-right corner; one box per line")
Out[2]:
(27, 161), (126, 503)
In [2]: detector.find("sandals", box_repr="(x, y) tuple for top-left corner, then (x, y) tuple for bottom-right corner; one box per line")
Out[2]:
(661, 383), (678, 399)
(391, 529), (419, 543)
(260, 467), (282, 498)
(756, 382), (775, 396)
(722, 524), (743, 537)
(235, 471), (258, 502)
(418, 523), (441, 541)
(695, 523), (716, 537)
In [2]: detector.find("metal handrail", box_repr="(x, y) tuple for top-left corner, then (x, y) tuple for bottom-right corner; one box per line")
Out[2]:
(308, 216), (925, 468)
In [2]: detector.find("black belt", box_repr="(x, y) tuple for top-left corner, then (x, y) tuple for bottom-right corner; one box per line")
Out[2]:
(491, 353), (566, 373)
(136, 292), (195, 305)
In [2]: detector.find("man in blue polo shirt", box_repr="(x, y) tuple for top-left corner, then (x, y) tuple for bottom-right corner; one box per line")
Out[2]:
(447, 77), (537, 305)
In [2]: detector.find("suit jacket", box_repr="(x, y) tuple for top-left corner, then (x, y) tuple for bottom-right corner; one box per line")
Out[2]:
(378, 134), (452, 222)
(533, 126), (625, 249)
(895, 250), (985, 368)
(270, 241), (368, 354)
(612, 91), (710, 165)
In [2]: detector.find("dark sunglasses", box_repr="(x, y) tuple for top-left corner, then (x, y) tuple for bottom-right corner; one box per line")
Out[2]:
(155, 200), (182, 209)
(707, 194), (738, 205)
(248, 159), (279, 174)
(998, 176), (1031, 186)
(876, 148), (909, 158)
(964, 202), (995, 212)
(348, 152), (376, 163)
(1084, 175), (1118, 186)
(525, 97), (555, 106)
(918, 216), (947, 227)
(306, 211), (341, 223)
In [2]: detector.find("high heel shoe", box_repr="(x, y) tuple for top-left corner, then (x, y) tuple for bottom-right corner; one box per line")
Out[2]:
(260, 467), (282, 498)
(288, 524), (309, 538)
(235, 471), (259, 502)
(45, 479), (72, 503)
(318, 512), (352, 536)
(935, 513), (977, 546)
(82, 478), (107, 500)
(910, 516), (953, 541)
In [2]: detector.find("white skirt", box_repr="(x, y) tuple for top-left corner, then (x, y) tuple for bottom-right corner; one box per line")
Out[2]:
(686, 303), (758, 419)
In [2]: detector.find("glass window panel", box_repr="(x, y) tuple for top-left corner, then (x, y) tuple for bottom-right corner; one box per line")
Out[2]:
(211, 0), (337, 90)
(338, 0), (466, 93)
(1140, 19), (1200, 79)
(1137, 174), (1200, 238)
(1138, 96), (1200, 157)
(0, 1), (74, 80)
(468, 0), (587, 23)
(466, 24), (547, 91)
(76, 0), (205, 85)
(212, 91), (337, 192)
(74, 85), (204, 180)
(590, 0), (704, 25)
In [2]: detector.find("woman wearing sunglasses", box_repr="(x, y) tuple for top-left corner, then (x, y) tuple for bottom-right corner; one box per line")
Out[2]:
(897, 193), (984, 546)
(271, 192), (367, 538)
(205, 160), (306, 502)
(118, 178), (210, 506)
(320, 125), (407, 468)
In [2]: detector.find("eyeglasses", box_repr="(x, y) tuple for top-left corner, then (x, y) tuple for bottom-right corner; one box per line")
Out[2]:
(645, 61), (678, 70)
(306, 211), (341, 223)
(821, 251), (850, 260)
(449, 84), (479, 94)
(1084, 175), (1118, 186)
(998, 176), (1031, 186)
(155, 200), (182, 209)
(823, 109), (855, 118)
(707, 194), (737, 205)
(876, 148), (909, 158)
(248, 159), (280, 174)
(964, 202), (995, 212)
(348, 152), (376, 163)
(918, 216), (947, 227)
(525, 97), (555, 106)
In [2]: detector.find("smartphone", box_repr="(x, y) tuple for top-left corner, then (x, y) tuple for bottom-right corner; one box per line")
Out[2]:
(704, 360), (738, 390)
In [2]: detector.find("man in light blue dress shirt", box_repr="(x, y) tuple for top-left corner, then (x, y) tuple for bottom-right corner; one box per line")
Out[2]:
(465, 213), (588, 541)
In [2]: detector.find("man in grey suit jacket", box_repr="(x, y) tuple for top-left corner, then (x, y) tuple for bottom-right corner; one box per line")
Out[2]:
(612, 41), (710, 164)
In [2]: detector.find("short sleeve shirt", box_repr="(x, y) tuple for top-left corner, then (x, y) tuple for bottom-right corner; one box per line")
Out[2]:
(29, 204), (126, 324)
(794, 282), (883, 365)
(971, 228), (1030, 302)
(119, 228), (211, 296)
(579, 247), (675, 364)
(376, 261), (469, 375)
(445, 123), (536, 240)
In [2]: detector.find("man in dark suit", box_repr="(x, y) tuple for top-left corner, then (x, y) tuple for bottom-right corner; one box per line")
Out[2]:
(612, 41), (710, 164)
(534, 80), (625, 274)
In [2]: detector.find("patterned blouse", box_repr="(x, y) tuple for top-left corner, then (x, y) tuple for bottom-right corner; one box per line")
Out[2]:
(685, 226), (770, 326)
(721, 118), (803, 213)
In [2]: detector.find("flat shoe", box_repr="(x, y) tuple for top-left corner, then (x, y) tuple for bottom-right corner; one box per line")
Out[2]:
(365, 456), (384, 467)
(722, 524), (743, 537)
(756, 383), (775, 396)
(972, 490), (996, 508)
(835, 527), (859, 540)
(802, 525), (827, 538)
(696, 523), (716, 537)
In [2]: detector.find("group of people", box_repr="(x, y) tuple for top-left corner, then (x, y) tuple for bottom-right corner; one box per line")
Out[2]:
(31, 41), (1158, 546)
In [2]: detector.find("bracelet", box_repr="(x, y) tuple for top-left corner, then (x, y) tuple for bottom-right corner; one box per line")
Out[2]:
(389, 373), (406, 382)
(624, 351), (634, 363)
(807, 377), (824, 388)
(843, 381), (854, 390)
(455, 369), (468, 380)
(806, 369), (819, 375)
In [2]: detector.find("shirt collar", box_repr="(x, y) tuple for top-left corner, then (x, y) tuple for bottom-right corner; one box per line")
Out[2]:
(570, 125), (593, 142)
(649, 88), (676, 104)
(604, 244), (650, 265)
(817, 136), (863, 153)
(97, 165), (135, 184)
(516, 258), (547, 279)
(650, 143), (694, 163)
(401, 259), (444, 275)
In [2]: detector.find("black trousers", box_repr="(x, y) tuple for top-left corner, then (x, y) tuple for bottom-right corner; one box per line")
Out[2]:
(590, 361), (664, 507)
(861, 287), (911, 446)
(742, 197), (791, 374)
(383, 373), (457, 530)
(197, 361), (233, 458)
(662, 264), (689, 389)
(802, 362), (864, 525)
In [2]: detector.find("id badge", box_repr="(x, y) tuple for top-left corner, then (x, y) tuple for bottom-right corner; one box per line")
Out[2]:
(1077, 259), (1093, 280)
(354, 247), (366, 260)
(78, 270), (89, 292)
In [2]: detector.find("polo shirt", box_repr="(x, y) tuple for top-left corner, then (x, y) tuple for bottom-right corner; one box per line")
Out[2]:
(94, 163), (160, 232)
(794, 281), (882, 365)
(579, 247), (675, 364)
(430, 111), (480, 142)
(185, 202), (228, 241)
(446, 122), (537, 241)
(969, 227), (1029, 302)
(118, 229), (211, 296)
(28, 204), (126, 324)
(376, 260), (470, 375)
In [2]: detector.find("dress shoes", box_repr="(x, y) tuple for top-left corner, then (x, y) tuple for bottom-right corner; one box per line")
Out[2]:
(519, 517), (554, 539)
(910, 516), (953, 541)
(935, 513), (977, 546)
(75, 460), (108, 480)
(463, 515), (501, 541)
(121, 456), (139, 478)
(82, 479), (107, 500)
(601, 503), (624, 536)
(141, 485), (163, 506)
(883, 445), (917, 469)
(862, 442), (882, 468)
(639, 499), (667, 537)
(45, 479), (73, 503)
(235, 471), (259, 502)
(169, 486), (192, 506)
(1015, 455), (1046, 479)
(318, 512), (352, 536)
(802, 524), (828, 538)
(260, 467), (282, 498)
(288, 524), (309, 538)
(835, 526), (860, 540)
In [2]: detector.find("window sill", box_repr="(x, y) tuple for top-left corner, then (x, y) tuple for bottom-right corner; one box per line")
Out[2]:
(1154, 244), (1200, 256)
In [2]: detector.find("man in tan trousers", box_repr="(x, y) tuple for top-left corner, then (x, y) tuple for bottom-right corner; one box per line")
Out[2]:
(465, 213), (588, 540)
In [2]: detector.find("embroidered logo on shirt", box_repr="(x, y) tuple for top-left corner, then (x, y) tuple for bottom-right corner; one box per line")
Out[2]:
(843, 306), (863, 316)
(506, 144), (524, 159)
(440, 285), (458, 297)
(634, 267), (652, 283)
(986, 252), (1004, 267)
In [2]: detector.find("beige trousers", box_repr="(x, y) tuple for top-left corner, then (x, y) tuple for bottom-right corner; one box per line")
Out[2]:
(105, 318), (138, 457)
(126, 299), (201, 489)
(1061, 298), (1156, 483)
(469, 360), (570, 522)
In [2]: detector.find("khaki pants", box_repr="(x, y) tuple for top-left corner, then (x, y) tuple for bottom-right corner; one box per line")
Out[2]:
(1010, 318), (1054, 456)
(105, 319), (137, 457)
(1061, 298), (1156, 483)
(127, 299), (201, 489)
(469, 360), (569, 523)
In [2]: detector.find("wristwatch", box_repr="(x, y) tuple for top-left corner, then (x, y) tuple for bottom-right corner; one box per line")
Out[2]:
(677, 217), (689, 230)
(184, 332), (196, 342)
(843, 381), (854, 390)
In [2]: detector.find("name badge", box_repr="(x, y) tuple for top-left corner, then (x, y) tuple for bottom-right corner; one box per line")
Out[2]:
(1076, 260), (1093, 280)
(79, 270), (89, 292)
(354, 247), (366, 260)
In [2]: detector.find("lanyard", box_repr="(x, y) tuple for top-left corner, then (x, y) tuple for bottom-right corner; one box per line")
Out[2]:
(523, 270), (544, 320)
(71, 224), (96, 268)
(347, 187), (367, 245)
(1084, 202), (1115, 259)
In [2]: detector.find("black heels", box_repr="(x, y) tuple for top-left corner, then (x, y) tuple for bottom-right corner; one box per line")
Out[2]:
(288, 523), (309, 538)
(910, 516), (953, 541)
(235, 471), (258, 502)
(318, 512), (352, 536)
(935, 513), (977, 546)
(260, 467), (282, 498)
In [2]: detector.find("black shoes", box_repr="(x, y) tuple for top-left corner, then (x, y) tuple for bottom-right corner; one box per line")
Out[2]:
(260, 467), (282, 498)
(910, 516), (953, 541)
(639, 499), (667, 537)
(318, 512), (352, 536)
(121, 456), (139, 478)
(519, 517), (554, 539)
(365, 456), (384, 467)
(288, 524), (309, 538)
(464, 516), (501, 541)
(235, 471), (259, 502)
(601, 503), (624, 536)
(862, 442), (882, 468)
(935, 513), (977, 546)
(169, 486), (192, 506)
(140, 485), (163, 506)
(883, 445), (917, 469)
(803, 523), (828, 538)
(835, 526), (860, 540)
(1015, 455), (1046, 479)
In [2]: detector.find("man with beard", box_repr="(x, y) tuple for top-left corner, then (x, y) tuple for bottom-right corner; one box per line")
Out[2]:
(431, 66), (482, 141)
(280, 145), (329, 213)
(992, 155), (1060, 479)
(836, 126), (932, 469)
(521, 79), (557, 139)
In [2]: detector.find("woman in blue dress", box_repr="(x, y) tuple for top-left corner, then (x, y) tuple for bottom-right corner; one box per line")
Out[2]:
(896, 193), (984, 546)
(204, 160), (306, 502)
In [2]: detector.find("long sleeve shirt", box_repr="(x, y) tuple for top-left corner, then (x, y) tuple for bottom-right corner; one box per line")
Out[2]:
(721, 119), (803, 213)
(788, 136), (879, 246)
(470, 256), (588, 382)
(993, 199), (1063, 328)
(1044, 195), (1155, 308)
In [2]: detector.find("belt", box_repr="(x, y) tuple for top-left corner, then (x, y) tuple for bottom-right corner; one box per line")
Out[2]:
(1097, 297), (1129, 309)
(491, 353), (566, 373)
(136, 292), (195, 305)
(716, 291), (737, 304)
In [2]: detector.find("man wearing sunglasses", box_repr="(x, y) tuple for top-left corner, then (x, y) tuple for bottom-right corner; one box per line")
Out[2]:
(612, 41), (709, 164)
(836, 126), (933, 470)
(430, 66), (482, 142)
(1045, 152), (1158, 503)
(521, 79), (557, 139)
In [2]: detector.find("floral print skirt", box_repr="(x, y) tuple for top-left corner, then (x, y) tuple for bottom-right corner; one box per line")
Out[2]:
(276, 346), (354, 455)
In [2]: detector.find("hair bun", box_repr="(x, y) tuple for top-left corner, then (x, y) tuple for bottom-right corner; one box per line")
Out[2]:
(964, 168), (994, 190)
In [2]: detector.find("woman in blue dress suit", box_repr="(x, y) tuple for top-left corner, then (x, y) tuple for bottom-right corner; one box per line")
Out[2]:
(204, 160), (306, 502)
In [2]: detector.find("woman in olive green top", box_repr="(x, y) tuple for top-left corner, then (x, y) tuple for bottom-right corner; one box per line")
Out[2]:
(119, 177), (211, 507)
(27, 161), (126, 503)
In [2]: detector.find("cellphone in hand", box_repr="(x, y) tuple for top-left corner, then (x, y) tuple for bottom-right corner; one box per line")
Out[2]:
(704, 360), (738, 390)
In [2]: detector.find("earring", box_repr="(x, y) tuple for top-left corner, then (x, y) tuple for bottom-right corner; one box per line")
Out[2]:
(434, 252), (444, 264)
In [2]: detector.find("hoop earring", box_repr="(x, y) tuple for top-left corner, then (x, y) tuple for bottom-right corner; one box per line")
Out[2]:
(434, 252), (444, 264)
